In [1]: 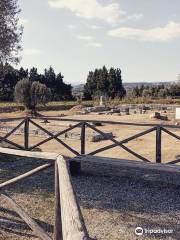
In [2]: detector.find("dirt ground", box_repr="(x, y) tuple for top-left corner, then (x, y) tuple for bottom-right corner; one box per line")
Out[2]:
(0, 109), (180, 239)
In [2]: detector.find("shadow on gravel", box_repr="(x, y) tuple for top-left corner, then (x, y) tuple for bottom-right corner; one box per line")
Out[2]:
(0, 154), (54, 239)
(73, 163), (180, 214)
(0, 207), (53, 238)
(0, 154), (54, 194)
(72, 162), (180, 239)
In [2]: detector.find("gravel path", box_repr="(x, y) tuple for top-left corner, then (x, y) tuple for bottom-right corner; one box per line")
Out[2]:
(0, 155), (180, 240)
(74, 163), (180, 240)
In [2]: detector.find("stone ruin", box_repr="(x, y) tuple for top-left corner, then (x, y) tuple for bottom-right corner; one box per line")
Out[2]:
(150, 112), (168, 120)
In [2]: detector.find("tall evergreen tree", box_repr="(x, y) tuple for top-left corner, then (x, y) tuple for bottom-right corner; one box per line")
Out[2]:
(29, 67), (39, 82)
(84, 66), (126, 100)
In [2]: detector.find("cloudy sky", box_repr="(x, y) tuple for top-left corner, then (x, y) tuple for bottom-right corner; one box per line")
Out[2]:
(18, 0), (180, 85)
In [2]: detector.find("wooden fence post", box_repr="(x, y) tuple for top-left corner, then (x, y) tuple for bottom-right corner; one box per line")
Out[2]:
(70, 122), (86, 175)
(24, 117), (29, 150)
(54, 162), (63, 240)
(81, 122), (86, 155)
(57, 156), (89, 240)
(156, 126), (162, 163)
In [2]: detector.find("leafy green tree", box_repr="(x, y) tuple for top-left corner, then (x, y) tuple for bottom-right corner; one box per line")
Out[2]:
(14, 78), (51, 113)
(168, 84), (180, 97)
(14, 79), (31, 110)
(31, 81), (51, 107)
(132, 86), (140, 97)
(142, 89), (152, 97)
(158, 88), (168, 98)
(0, 0), (23, 63)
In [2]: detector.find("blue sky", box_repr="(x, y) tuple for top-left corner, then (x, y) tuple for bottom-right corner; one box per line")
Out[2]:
(18, 0), (180, 85)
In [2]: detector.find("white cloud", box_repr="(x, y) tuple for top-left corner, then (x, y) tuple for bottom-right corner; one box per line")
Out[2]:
(86, 42), (103, 48)
(23, 48), (42, 56)
(19, 17), (29, 25)
(48, 0), (126, 24)
(76, 34), (102, 47)
(68, 24), (77, 29)
(108, 21), (180, 42)
(77, 35), (94, 41)
(90, 25), (102, 30)
(126, 13), (143, 21)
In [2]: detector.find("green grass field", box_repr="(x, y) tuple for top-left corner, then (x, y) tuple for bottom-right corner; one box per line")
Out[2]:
(0, 98), (179, 111)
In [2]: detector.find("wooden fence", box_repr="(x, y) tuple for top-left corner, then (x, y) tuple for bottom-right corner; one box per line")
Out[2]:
(0, 116), (180, 167)
(0, 116), (180, 239)
(0, 148), (89, 240)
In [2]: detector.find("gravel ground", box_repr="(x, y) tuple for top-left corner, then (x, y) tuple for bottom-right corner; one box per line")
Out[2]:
(0, 155), (180, 240)
(76, 163), (180, 240)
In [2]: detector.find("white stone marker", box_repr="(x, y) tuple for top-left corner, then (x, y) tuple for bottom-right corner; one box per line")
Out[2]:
(99, 96), (106, 106)
(176, 108), (180, 120)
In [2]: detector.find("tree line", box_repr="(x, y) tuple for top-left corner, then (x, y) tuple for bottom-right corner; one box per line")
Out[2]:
(130, 83), (180, 99)
(84, 66), (126, 100)
(0, 63), (73, 101)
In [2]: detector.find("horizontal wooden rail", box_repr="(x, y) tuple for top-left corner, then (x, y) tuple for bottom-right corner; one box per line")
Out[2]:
(30, 116), (180, 129)
(73, 155), (180, 174)
(0, 117), (25, 122)
(0, 163), (53, 190)
(0, 147), (59, 160)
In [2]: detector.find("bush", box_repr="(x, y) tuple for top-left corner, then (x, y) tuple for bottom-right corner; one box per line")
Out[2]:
(14, 78), (51, 112)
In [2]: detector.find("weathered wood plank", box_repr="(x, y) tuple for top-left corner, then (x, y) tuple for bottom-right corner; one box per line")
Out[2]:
(31, 117), (180, 129)
(0, 163), (53, 190)
(72, 155), (180, 174)
(57, 156), (89, 240)
(1, 191), (52, 240)
(0, 117), (24, 122)
(0, 147), (58, 160)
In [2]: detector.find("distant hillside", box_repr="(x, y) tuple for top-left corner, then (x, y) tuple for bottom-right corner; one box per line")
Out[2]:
(72, 81), (174, 95)
(124, 81), (173, 90)
(72, 84), (85, 96)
